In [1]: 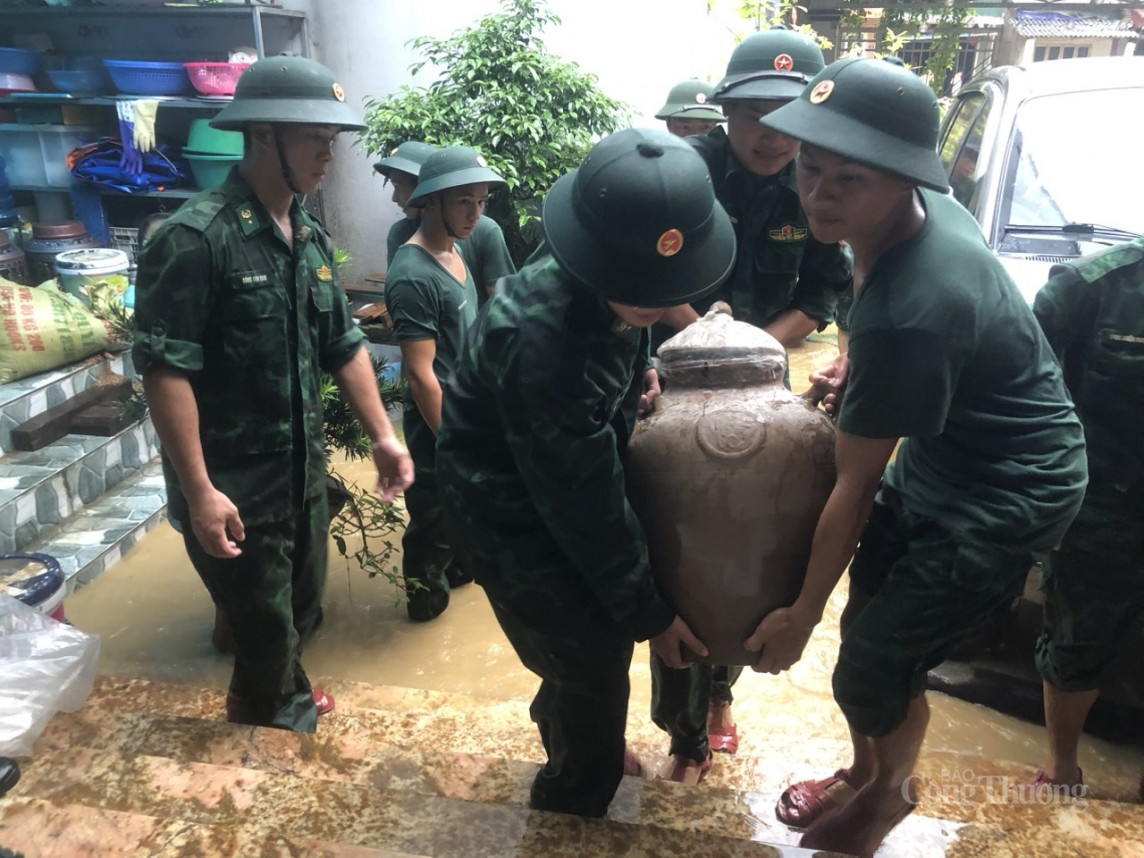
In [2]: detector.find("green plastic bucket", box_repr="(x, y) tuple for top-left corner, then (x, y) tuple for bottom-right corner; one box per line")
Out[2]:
(54, 247), (130, 307)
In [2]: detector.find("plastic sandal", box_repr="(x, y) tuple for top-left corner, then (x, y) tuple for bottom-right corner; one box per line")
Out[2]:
(313, 688), (335, 716)
(776, 768), (857, 828)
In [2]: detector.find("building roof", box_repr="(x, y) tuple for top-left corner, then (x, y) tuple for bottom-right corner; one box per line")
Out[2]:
(1014, 10), (1135, 38)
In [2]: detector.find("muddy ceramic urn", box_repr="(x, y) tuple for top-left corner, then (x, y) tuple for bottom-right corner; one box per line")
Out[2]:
(626, 303), (836, 665)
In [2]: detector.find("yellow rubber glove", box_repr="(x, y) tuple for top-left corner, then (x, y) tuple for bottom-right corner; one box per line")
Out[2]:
(132, 99), (160, 152)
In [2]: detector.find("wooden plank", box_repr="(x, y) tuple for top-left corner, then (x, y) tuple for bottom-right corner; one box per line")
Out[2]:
(69, 399), (136, 437)
(9, 379), (133, 451)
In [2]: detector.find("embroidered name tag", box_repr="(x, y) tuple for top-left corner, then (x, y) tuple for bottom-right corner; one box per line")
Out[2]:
(240, 272), (271, 287)
(768, 224), (808, 242)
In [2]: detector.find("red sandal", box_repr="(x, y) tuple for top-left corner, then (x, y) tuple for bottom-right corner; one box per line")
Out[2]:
(776, 768), (858, 828)
(313, 688), (335, 716)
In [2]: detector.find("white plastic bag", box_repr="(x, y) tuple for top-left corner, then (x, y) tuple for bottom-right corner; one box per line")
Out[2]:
(0, 594), (100, 757)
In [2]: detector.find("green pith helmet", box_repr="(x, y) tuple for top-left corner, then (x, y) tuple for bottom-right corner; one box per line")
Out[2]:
(373, 141), (437, 178)
(211, 55), (366, 131)
(542, 128), (735, 308)
(654, 79), (726, 121)
(711, 28), (825, 102)
(760, 57), (949, 191)
(405, 146), (506, 206)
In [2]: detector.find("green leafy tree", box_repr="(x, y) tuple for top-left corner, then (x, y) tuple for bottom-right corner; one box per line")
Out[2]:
(839, 2), (969, 95)
(359, 0), (630, 267)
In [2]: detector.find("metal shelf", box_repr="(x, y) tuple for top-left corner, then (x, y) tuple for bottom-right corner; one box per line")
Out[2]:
(9, 183), (199, 199)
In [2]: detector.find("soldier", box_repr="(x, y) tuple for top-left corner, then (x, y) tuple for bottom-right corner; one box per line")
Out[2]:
(133, 56), (413, 732)
(436, 128), (736, 818)
(649, 26), (853, 784)
(747, 58), (1087, 858)
(385, 146), (505, 621)
(1025, 237), (1144, 796)
(654, 78), (726, 138)
(374, 141), (515, 304)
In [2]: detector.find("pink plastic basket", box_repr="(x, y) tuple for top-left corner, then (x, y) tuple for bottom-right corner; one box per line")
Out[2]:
(183, 62), (250, 97)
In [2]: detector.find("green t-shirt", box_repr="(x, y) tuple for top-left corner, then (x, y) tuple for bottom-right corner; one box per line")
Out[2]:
(839, 188), (1087, 552)
(387, 214), (516, 303)
(384, 242), (479, 413)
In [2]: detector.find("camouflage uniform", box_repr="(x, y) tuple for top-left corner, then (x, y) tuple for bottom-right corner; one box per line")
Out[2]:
(1034, 237), (1144, 691)
(133, 168), (365, 732)
(437, 252), (675, 817)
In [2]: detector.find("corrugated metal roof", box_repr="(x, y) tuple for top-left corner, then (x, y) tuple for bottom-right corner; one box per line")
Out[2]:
(1014, 10), (1135, 38)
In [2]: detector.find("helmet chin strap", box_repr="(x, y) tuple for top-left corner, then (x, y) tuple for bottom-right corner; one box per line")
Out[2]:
(272, 125), (304, 196)
(439, 193), (464, 240)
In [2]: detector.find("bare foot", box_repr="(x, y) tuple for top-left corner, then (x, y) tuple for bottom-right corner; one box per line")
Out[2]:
(655, 753), (713, 785)
(799, 787), (915, 858)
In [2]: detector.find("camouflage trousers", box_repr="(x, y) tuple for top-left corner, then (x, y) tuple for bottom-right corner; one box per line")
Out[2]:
(1035, 489), (1144, 692)
(183, 492), (328, 732)
(650, 657), (743, 762)
(457, 528), (634, 818)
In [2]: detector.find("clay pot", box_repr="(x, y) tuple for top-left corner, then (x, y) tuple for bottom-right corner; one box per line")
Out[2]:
(626, 303), (836, 665)
(25, 220), (100, 285)
(0, 230), (27, 285)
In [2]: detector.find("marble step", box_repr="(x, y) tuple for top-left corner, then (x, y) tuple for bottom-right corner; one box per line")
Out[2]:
(0, 351), (134, 454)
(19, 458), (166, 587)
(31, 681), (814, 852)
(28, 676), (1144, 858)
(0, 797), (418, 858)
(10, 743), (823, 858)
(0, 417), (158, 556)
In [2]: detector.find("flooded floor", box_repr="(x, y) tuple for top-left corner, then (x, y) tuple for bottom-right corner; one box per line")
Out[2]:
(59, 329), (1144, 854)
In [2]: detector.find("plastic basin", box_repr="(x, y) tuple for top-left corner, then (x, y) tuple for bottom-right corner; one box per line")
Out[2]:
(0, 48), (40, 76)
(185, 153), (240, 189)
(104, 60), (191, 96)
(185, 117), (243, 156)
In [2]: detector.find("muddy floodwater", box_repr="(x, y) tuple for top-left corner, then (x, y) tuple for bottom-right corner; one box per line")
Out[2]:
(66, 328), (1144, 830)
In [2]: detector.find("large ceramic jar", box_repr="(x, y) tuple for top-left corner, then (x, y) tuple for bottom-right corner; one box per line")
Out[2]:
(25, 221), (100, 286)
(0, 230), (27, 285)
(626, 303), (836, 665)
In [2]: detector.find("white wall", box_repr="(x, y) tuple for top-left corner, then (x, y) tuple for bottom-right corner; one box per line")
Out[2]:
(299, 0), (745, 282)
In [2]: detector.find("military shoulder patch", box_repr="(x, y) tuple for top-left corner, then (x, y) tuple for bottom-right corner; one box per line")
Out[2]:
(768, 224), (808, 242)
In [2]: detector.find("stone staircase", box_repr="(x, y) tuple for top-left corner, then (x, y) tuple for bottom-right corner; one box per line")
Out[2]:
(0, 351), (165, 590)
(4, 673), (1144, 857)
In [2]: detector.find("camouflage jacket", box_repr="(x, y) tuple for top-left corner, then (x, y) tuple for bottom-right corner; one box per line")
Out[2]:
(132, 168), (364, 526)
(689, 127), (852, 329)
(1035, 237), (1144, 493)
(437, 253), (675, 642)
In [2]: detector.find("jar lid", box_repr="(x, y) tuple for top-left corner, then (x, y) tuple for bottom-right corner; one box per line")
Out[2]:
(658, 302), (787, 373)
(55, 247), (129, 273)
(32, 220), (88, 240)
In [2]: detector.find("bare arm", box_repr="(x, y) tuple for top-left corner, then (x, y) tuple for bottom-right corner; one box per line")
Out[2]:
(142, 367), (244, 558)
(398, 338), (443, 435)
(330, 347), (413, 502)
(763, 307), (820, 348)
(745, 431), (898, 673)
